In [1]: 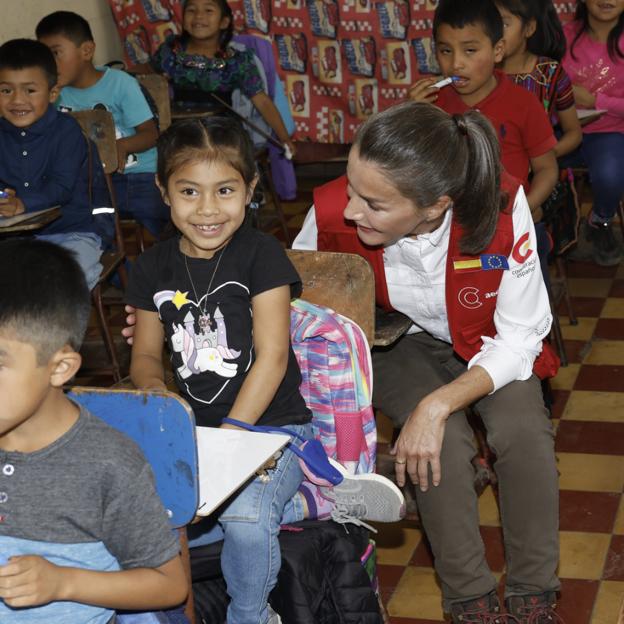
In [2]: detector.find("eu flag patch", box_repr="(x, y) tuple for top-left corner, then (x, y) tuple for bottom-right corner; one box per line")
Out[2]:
(453, 254), (509, 272)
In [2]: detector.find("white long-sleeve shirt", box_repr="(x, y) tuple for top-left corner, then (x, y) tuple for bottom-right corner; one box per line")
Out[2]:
(292, 186), (552, 392)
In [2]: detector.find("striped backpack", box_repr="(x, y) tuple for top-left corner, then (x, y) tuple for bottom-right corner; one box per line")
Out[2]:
(290, 299), (376, 474)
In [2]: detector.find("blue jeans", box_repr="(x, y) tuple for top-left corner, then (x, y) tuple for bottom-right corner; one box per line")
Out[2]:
(188, 422), (311, 624)
(559, 132), (624, 222)
(37, 232), (102, 290)
(112, 172), (169, 238)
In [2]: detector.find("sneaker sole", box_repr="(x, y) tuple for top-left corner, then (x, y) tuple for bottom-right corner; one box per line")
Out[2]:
(328, 458), (406, 522)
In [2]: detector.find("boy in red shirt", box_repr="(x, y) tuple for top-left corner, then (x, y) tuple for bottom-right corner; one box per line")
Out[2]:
(409, 0), (558, 226)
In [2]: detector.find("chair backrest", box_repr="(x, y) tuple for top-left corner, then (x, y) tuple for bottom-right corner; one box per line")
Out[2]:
(69, 109), (118, 175)
(136, 73), (172, 131)
(68, 387), (199, 529)
(286, 250), (375, 344)
(69, 110), (124, 255)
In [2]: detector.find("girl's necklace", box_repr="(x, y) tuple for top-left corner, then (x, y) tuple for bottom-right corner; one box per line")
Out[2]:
(183, 244), (227, 330)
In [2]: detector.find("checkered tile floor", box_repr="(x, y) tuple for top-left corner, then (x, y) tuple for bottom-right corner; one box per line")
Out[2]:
(368, 261), (624, 624)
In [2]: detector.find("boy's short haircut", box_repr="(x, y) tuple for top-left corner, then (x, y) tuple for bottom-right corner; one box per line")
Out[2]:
(433, 0), (504, 45)
(0, 239), (91, 363)
(0, 39), (58, 89)
(36, 11), (95, 47)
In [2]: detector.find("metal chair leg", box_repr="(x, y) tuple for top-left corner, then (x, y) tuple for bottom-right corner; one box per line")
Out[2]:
(92, 283), (122, 383)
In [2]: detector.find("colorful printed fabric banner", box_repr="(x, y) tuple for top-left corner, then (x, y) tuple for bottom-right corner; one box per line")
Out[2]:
(107, 0), (579, 143)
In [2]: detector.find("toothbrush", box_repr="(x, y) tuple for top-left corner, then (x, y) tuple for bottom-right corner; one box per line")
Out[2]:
(432, 76), (460, 89)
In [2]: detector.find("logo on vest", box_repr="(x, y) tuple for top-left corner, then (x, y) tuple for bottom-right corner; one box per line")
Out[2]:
(458, 286), (483, 310)
(512, 232), (533, 264)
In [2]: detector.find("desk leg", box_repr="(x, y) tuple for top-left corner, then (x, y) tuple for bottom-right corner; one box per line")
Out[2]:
(179, 527), (196, 624)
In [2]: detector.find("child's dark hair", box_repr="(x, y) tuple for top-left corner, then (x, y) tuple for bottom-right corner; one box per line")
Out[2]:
(157, 116), (256, 189)
(433, 0), (504, 45)
(570, 2), (624, 62)
(353, 102), (506, 255)
(36, 11), (95, 46)
(497, 0), (565, 61)
(0, 39), (58, 88)
(0, 239), (90, 364)
(181, 0), (234, 52)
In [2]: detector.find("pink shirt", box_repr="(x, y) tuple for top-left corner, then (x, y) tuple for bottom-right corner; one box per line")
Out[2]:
(563, 21), (624, 134)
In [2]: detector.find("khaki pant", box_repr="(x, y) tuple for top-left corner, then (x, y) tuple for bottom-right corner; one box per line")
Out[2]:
(372, 332), (560, 608)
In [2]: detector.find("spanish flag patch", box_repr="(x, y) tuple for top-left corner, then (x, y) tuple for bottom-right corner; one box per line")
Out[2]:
(453, 254), (509, 272)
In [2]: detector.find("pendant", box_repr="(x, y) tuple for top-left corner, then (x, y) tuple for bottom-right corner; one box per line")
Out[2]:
(198, 314), (211, 330)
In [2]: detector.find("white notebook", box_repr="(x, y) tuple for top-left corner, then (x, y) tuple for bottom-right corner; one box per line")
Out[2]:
(195, 427), (289, 516)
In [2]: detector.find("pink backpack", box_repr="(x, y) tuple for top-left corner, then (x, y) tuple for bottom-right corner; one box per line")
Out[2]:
(290, 299), (376, 473)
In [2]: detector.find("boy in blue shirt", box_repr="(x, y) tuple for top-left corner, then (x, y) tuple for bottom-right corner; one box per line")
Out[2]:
(37, 11), (169, 238)
(0, 238), (187, 623)
(0, 39), (103, 290)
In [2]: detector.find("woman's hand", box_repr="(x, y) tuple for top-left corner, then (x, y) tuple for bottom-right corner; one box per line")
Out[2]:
(392, 396), (451, 491)
(408, 76), (443, 104)
(573, 84), (597, 109)
(122, 305), (137, 345)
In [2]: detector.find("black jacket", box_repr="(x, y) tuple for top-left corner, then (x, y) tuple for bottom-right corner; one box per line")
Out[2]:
(190, 520), (383, 624)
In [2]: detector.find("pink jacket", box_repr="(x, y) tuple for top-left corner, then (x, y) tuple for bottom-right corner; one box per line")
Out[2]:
(563, 20), (624, 134)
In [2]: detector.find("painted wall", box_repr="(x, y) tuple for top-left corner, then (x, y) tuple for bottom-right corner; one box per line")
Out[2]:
(0, 0), (123, 65)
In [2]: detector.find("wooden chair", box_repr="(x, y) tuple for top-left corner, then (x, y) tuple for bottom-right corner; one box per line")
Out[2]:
(69, 387), (198, 623)
(70, 109), (127, 382)
(136, 73), (172, 132)
(286, 249), (375, 343)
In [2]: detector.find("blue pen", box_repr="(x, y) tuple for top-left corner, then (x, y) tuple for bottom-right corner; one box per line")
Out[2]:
(0, 554), (9, 566)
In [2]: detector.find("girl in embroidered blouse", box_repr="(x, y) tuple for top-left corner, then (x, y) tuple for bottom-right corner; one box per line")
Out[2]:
(150, 0), (296, 157)
(561, 0), (624, 266)
(496, 0), (582, 158)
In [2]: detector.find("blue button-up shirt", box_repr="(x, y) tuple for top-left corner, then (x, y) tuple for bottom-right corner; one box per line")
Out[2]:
(0, 104), (94, 235)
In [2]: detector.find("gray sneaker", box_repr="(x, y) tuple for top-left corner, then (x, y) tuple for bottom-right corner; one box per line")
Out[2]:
(267, 604), (282, 623)
(587, 220), (622, 266)
(321, 459), (406, 530)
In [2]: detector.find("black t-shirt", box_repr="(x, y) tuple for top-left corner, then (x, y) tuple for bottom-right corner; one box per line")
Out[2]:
(126, 225), (311, 428)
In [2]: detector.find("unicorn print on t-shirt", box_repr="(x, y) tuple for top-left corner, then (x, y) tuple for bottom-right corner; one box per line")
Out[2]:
(154, 289), (241, 380)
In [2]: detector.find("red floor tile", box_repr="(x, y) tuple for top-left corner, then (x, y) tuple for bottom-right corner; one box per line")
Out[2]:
(480, 526), (506, 573)
(559, 491), (621, 533)
(609, 279), (624, 297)
(603, 535), (624, 581)
(574, 365), (624, 392)
(377, 564), (407, 604)
(594, 318), (624, 340)
(561, 340), (590, 364)
(565, 262), (619, 279)
(410, 536), (434, 568)
(556, 297), (605, 317)
(555, 421), (624, 455)
(550, 390), (571, 420)
(557, 578), (600, 624)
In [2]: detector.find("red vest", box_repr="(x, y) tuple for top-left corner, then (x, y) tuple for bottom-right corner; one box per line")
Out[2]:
(313, 175), (559, 379)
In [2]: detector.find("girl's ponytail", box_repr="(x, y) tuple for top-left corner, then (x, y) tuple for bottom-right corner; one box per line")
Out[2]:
(354, 102), (506, 255)
(451, 111), (505, 255)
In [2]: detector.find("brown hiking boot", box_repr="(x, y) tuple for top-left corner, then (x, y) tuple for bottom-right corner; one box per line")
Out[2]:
(450, 591), (518, 623)
(506, 592), (564, 623)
